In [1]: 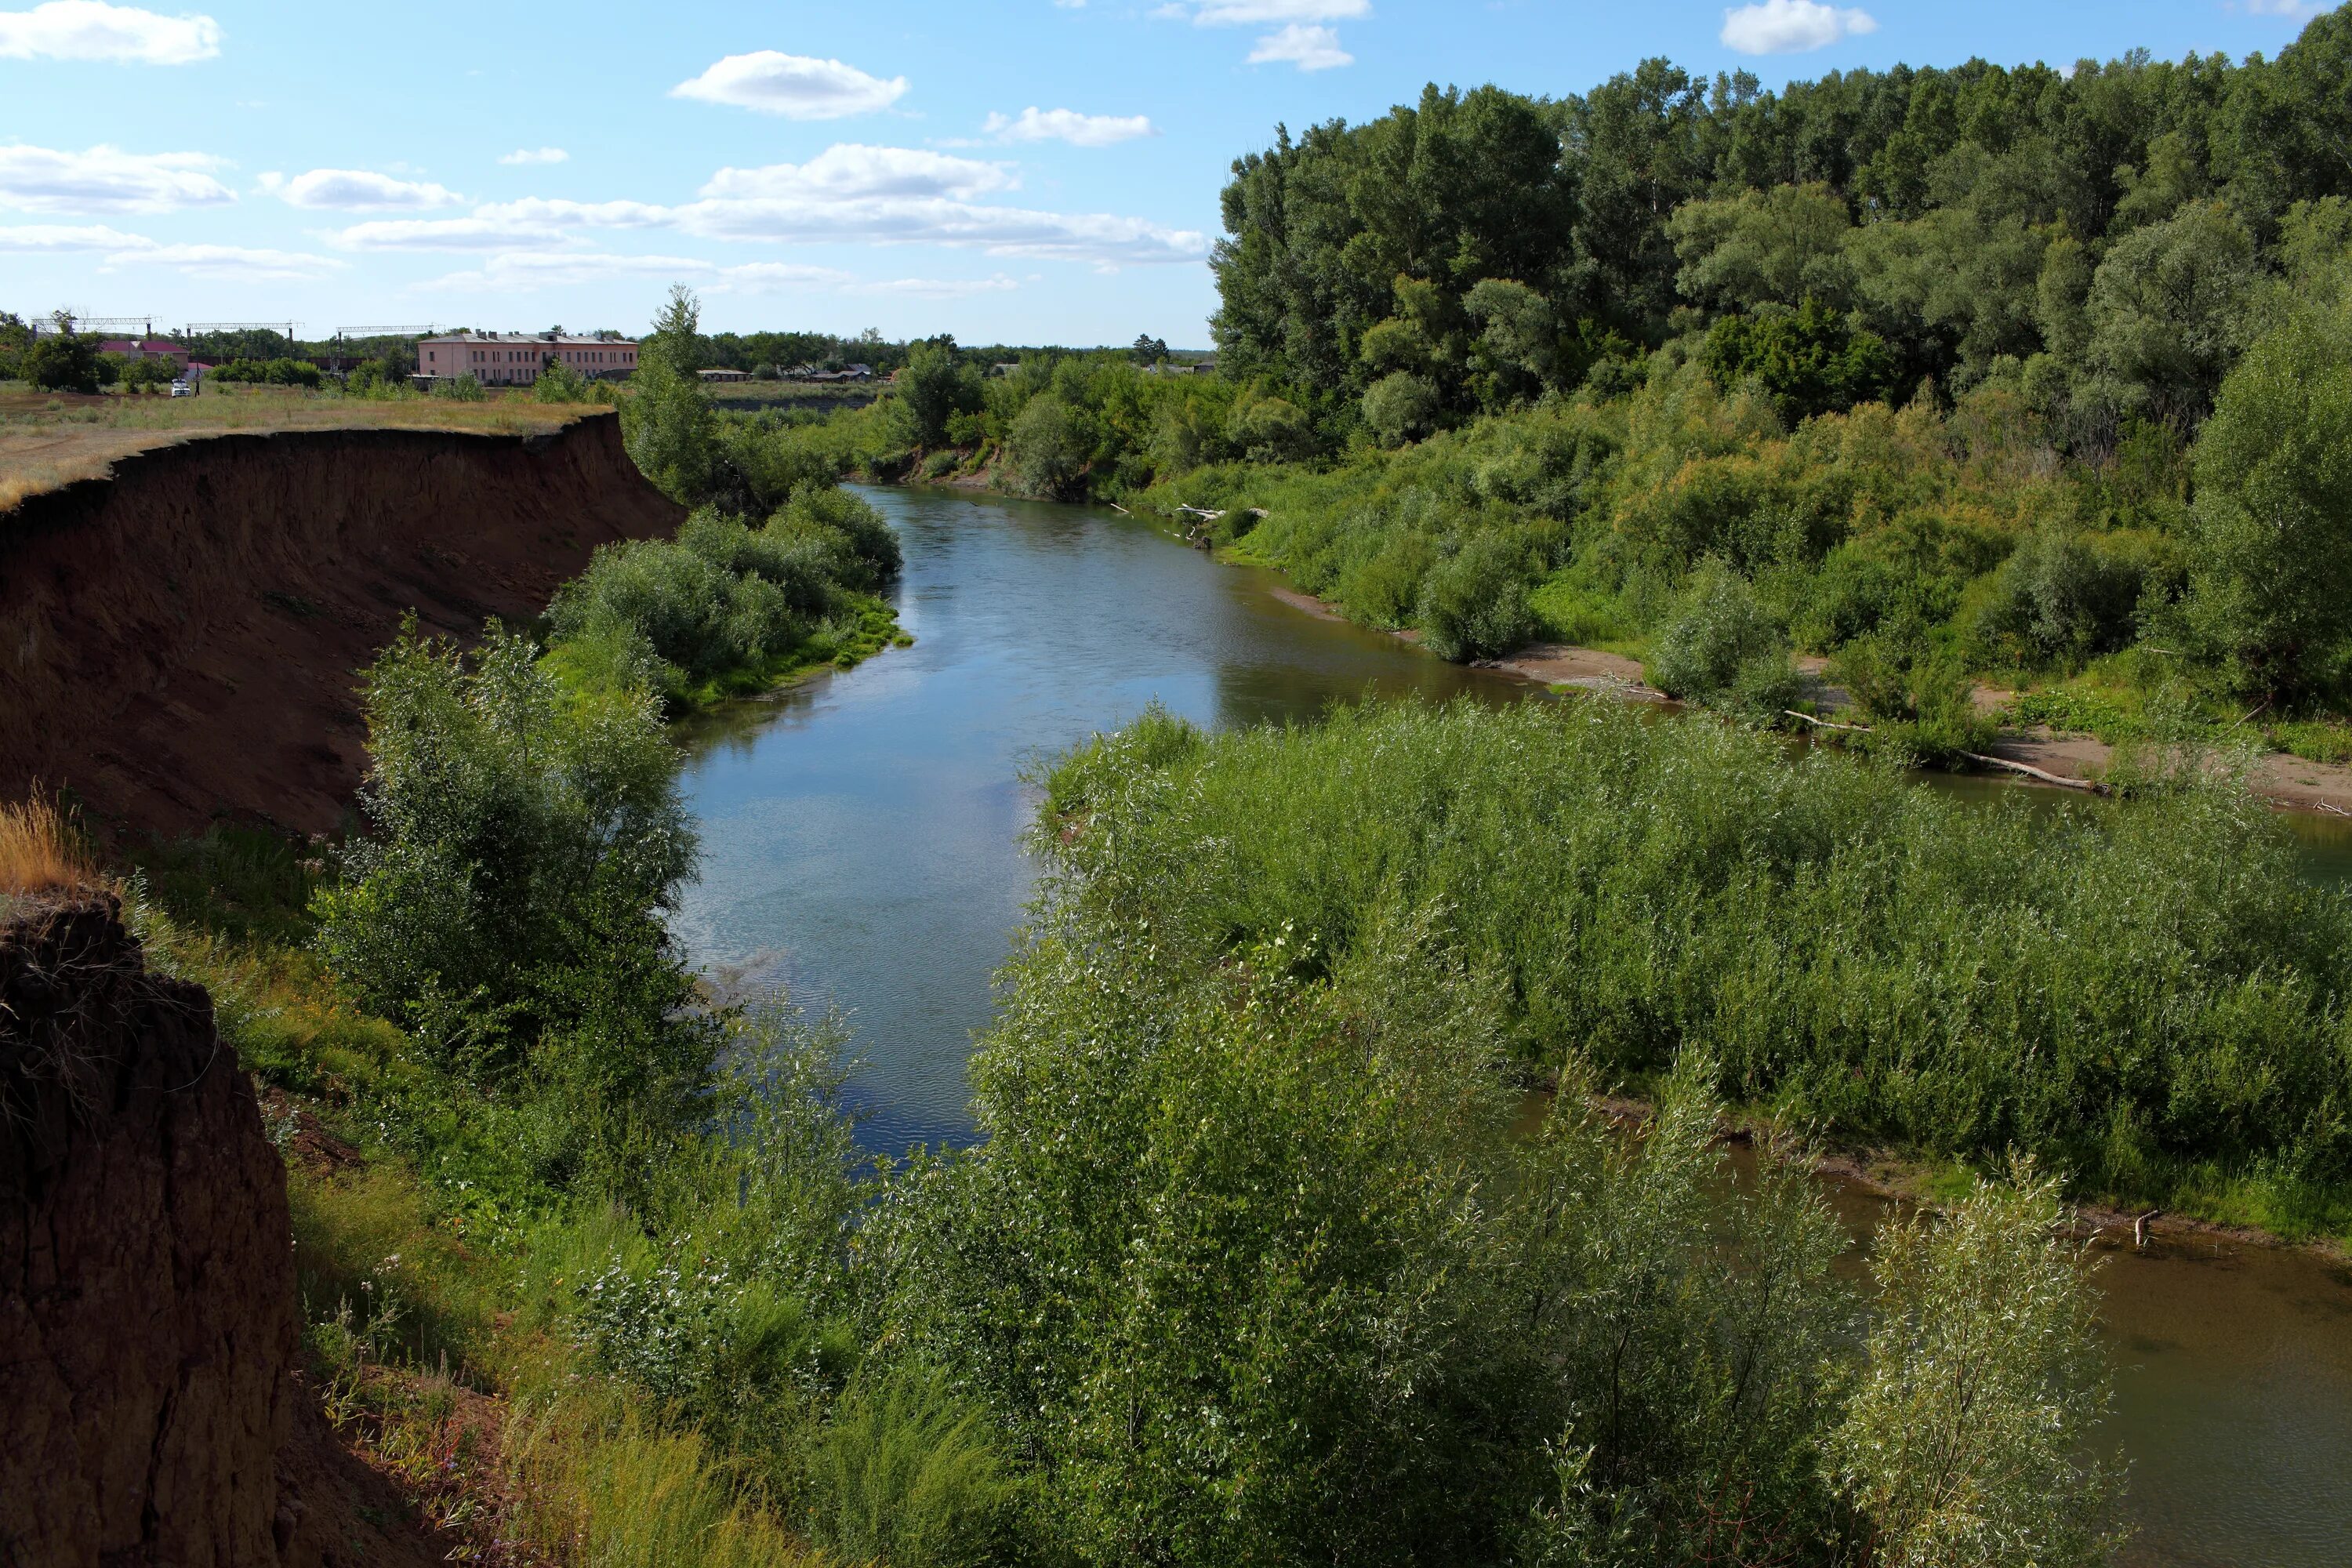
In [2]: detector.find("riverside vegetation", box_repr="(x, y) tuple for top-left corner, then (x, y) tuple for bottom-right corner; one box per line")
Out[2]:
(31, 307), (2144, 1565)
(739, 8), (2352, 762)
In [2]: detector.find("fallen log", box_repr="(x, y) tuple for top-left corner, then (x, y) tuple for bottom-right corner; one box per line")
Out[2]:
(1960, 750), (2109, 794)
(1784, 712), (2111, 794)
(1781, 710), (1875, 735)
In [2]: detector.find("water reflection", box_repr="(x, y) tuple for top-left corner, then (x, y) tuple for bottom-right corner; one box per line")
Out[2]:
(671, 487), (1522, 1151)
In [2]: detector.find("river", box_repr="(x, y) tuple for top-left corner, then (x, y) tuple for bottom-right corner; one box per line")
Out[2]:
(672, 485), (2352, 1567)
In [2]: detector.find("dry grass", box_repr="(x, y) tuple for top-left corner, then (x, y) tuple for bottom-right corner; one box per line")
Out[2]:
(0, 387), (608, 512)
(0, 797), (96, 896)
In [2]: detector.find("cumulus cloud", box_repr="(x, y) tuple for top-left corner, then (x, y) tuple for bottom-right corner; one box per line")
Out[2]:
(0, 2), (218, 64)
(108, 241), (342, 278)
(415, 250), (857, 295)
(260, 168), (461, 211)
(470, 196), (672, 230)
(851, 274), (1020, 298)
(339, 140), (1203, 270)
(670, 51), (907, 119)
(0, 221), (151, 249)
(1165, 0), (1367, 20)
(1719, 0), (1876, 55)
(499, 147), (568, 165)
(0, 222), (336, 277)
(698, 145), (1015, 203)
(1247, 23), (1352, 69)
(1161, 0), (1363, 68)
(982, 107), (1156, 147)
(0, 142), (234, 212)
(326, 216), (584, 252)
(675, 193), (1207, 267)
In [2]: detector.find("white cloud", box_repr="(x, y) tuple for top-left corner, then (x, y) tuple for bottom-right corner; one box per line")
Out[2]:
(344, 140), (1201, 270)
(0, 142), (234, 212)
(499, 147), (568, 165)
(1719, 0), (1876, 55)
(1178, 0), (1367, 21)
(0, 222), (335, 277)
(105, 241), (341, 279)
(670, 51), (908, 119)
(0, 221), (149, 249)
(851, 274), (1020, 298)
(0, 2), (217, 64)
(327, 216), (584, 252)
(415, 250), (855, 295)
(675, 193), (1207, 267)
(471, 196), (673, 229)
(1247, 22), (1352, 69)
(261, 168), (461, 211)
(699, 145), (1015, 203)
(982, 107), (1156, 147)
(2242, 0), (2325, 15)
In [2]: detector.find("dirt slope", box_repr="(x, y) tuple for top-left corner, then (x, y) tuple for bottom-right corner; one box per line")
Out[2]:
(0, 412), (682, 838)
(0, 895), (448, 1567)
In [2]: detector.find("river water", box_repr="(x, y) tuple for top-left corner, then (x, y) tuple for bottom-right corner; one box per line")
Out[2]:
(673, 485), (2352, 1566)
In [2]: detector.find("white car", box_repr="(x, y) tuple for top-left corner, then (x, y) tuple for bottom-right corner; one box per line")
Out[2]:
(169, 379), (191, 397)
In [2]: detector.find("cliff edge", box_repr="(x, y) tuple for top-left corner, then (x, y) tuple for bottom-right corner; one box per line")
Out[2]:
(0, 412), (683, 838)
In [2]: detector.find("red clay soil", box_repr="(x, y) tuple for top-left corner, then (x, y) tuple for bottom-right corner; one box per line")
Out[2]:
(0, 412), (683, 840)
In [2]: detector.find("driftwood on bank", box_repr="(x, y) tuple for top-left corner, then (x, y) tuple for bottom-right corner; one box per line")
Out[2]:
(1781, 710), (2111, 795)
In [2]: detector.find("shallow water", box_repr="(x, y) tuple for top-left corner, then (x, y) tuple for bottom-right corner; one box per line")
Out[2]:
(673, 485), (2352, 1566)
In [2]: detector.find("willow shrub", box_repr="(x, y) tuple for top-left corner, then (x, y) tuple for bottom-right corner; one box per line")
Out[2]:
(1040, 699), (2352, 1191)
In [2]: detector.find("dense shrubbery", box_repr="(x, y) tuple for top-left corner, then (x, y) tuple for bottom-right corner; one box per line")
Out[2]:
(549, 486), (902, 705)
(597, 287), (905, 706)
(213, 356), (324, 387)
(1040, 699), (2352, 1206)
(311, 624), (715, 1192)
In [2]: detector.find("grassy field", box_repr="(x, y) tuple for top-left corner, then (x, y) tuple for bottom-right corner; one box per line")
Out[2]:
(0, 384), (609, 510)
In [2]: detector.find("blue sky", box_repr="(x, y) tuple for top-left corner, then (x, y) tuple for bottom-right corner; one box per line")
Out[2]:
(0, 0), (2332, 347)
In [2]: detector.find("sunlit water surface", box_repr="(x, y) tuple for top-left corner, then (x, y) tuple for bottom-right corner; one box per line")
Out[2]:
(673, 485), (2352, 1568)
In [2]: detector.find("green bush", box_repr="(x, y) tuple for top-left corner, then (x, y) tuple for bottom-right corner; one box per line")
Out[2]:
(1644, 558), (1799, 720)
(1035, 697), (2352, 1192)
(212, 356), (322, 387)
(535, 360), (590, 402)
(311, 622), (715, 1187)
(1361, 370), (1440, 446)
(1414, 532), (1537, 659)
(1831, 630), (1992, 763)
(1701, 299), (1900, 423)
(2186, 295), (2352, 699)
(813, 1363), (1026, 1568)
(1008, 390), (1088, 499)
(1973, 529), (2147, 670)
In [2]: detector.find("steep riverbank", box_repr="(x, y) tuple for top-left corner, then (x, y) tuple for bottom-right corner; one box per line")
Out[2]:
(0, 412), (683, 837)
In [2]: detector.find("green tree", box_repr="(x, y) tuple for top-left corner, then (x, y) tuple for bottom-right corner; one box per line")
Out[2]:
(1828, 1167), (2119, 1568)
(1008, 391), (1090, 498)
(2186, 294), (2352, 698)
(1360, 369), (1440, 447)
(898, 337), (983, 448)
(1701, 299), (1898, 423)
(23, 330), (101, 393)
(2080, 200), (2260, 430)
(1668, 180), (1857, 314)
(1130, 333), (1170, 366)
(313, 622), (706, 1137)
(624, 285), (722, 504)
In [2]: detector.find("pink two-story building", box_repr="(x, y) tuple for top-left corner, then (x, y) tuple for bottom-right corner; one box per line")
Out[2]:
(416, 330), (637, 386)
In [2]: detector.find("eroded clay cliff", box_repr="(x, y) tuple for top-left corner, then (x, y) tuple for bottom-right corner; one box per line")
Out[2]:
(0, 412), (683, 837)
